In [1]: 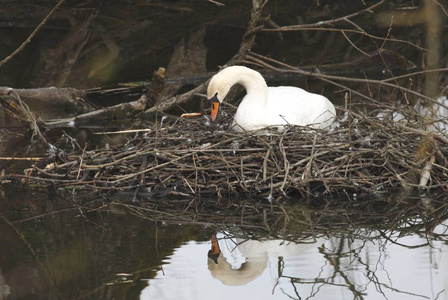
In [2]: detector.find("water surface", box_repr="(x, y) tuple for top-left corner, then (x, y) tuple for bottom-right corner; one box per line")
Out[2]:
(1, 191), (447, 300)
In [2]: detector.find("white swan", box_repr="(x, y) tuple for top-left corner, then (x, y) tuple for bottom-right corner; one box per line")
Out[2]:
(207, 231), (324, 286)
(207, 66), (336, 132)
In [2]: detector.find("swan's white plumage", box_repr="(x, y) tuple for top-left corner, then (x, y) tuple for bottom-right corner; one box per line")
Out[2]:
(207, 66), (336, 132)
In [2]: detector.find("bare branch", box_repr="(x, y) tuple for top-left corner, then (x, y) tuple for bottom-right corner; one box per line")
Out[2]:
(0, 0), (65, 68)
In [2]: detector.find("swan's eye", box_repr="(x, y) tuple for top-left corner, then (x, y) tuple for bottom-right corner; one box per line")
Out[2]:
(208, 92), (220, 106)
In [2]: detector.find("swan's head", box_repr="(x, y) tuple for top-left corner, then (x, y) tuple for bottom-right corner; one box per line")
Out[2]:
(207, 70), (233, 122)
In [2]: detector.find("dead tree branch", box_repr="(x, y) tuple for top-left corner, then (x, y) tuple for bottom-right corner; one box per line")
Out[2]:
(45, 68), (166, 128)
(0, 0), (66, 68)
(0, 87), (94, 118)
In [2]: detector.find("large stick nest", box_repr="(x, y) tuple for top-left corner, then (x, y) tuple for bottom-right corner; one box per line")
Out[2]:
(18, 104), (448, 201)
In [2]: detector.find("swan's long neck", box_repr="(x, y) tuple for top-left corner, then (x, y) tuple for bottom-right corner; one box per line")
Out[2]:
(234, 68), (268, 105)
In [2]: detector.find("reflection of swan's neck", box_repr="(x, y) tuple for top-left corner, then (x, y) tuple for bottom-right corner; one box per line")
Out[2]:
(219, 238), (247, 270)
(208, 232), (324, 286)
(207, 232), (269, 286)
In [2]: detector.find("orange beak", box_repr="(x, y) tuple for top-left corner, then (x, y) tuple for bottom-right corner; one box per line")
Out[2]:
(207, 233), (221, 264)
(210, 233), (220, 255)
(210, 102), (220, 122)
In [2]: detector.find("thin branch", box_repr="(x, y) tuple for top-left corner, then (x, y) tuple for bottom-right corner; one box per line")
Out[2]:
(262, 27), (426, 51)
(207, 0), (225, 6)
(270, 0), (386, 29)
(341, 31), (371, 57)
(0, 0), (66, 68)
(245, 51), (435, 103)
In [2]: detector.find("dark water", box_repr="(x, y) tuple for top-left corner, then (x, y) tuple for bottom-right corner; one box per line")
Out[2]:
(1, 1), (448, 299)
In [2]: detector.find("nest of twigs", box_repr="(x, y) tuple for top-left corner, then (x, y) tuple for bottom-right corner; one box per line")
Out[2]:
(18, 105), (448, 200)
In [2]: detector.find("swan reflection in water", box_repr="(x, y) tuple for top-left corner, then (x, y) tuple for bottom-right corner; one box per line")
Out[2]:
(140, 230), (325, 300)
(140, 226), (448, 300)
(207, 231), (324, 286)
